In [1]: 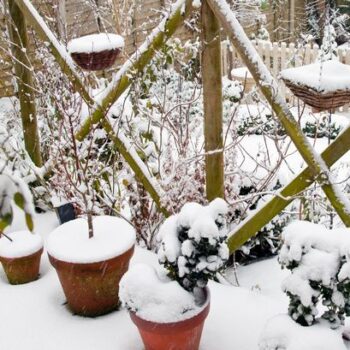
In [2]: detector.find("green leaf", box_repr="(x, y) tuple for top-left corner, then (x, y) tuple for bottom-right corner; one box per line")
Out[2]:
(25, 213), (34, 232)
(13, 192), (25, 210)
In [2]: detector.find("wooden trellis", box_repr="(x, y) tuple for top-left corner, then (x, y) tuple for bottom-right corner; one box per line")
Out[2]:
(9, 0), (350, 254)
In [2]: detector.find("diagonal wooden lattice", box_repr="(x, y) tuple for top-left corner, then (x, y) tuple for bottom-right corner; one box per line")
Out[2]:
(13, 0), (350, 254)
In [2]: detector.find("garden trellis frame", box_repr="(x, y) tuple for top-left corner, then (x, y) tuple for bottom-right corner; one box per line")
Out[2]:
(9, 0), (350, 254)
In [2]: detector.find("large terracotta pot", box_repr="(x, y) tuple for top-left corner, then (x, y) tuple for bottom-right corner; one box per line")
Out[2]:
(130, 288), (210, 350)
(49, 246), (134, 317)
(0, 248), (43, 285)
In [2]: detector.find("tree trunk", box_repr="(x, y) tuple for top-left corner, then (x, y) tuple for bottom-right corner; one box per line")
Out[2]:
(201, 0), (224, 201)
(8, 0), (42, 167)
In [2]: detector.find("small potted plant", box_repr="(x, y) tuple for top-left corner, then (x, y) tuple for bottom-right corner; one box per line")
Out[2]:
(0, 172), (43, 285)
(119, 198), (229, 350)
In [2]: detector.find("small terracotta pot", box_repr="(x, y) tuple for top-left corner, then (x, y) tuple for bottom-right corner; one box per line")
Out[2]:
(130, 288), (210, 350)
(48, 246), (134, 317)
(0, 248), (43, 285)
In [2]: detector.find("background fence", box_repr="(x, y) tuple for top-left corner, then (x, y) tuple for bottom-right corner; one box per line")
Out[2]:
(222, 40), (350, 112)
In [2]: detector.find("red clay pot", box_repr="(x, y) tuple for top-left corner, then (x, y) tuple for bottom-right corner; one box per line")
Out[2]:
(48, 246), (134, 317)
(0, 248), (43, 285)
(130, 288), (210, 350)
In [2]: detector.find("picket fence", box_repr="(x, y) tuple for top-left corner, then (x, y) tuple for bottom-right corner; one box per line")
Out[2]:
(221, 40), (350, 112)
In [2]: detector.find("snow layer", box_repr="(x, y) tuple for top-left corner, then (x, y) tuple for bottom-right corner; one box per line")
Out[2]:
(1, 212), (349, 350)
(259, 314), (347, 350)
(280, 60), (350, 93)
(47, 216), (135, 263)
(0, 230), (43, 259)
(67, 33), (124, 54)
(119, 264), (206, 323)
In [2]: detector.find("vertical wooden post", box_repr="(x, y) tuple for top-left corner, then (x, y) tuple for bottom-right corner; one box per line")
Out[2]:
(8, 0), (42, 167)
(201, 0), (224, 201)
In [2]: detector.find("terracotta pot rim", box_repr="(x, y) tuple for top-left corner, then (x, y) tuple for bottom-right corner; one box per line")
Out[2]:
(0, 247), (43, 263)
(48, 245), (134, 269)
(130, 287), (210, 333)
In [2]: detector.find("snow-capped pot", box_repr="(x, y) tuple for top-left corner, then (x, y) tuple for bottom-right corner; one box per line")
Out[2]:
(0, 173), (41, 284)
(119, 198), (229, 350)
(67, 33), (124, 71)
(47, 216), (136, 317)
(0, 230), (43, 284)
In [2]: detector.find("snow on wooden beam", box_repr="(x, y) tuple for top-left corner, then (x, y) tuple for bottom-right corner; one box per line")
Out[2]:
(207, 0), (350, 228)
(75, 0), (195, 141)
(13, 0), (169, 217)
(228, 124), (350, 253)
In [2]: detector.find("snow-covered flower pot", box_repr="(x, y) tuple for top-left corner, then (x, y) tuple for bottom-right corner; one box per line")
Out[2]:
(67, 33), (124, 71)
(47, 216), (135, 317)
(0, 231), (43, 285)
(280, 60), (350, 112)
(130, 284), (210, 350)
(120, 199), (229, 350)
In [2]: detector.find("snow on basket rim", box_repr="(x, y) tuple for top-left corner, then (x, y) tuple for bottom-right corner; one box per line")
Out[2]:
(67, 33), (125, 54)
(47, 216), (136, 264)
(280, 60), (350, 94)
(0, 230), (43, 259)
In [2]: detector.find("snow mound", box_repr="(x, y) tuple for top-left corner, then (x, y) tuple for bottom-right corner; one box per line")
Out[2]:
(259, 314), (347, 350)
(119, 264), (207, 323)
(0, 230), (43, 259)
(280, 60), (350, 93)
(67, 33), (124, 54)
(47, 216), (135, 263)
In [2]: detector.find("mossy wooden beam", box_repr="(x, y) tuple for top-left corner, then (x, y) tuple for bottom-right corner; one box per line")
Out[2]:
(201, 0), (225, 201)
(228, 124), (350, 253)
(13, 0), (170, 216)
(75, 0), (195, 141)
(13, 0), (93, 106)
(8, 0), (42, 166)
(207, 0), (350, 227)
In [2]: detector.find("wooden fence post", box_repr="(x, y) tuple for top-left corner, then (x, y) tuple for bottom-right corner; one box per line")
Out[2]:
(8, 0), (42, 167)
(201, 0), (224, 201)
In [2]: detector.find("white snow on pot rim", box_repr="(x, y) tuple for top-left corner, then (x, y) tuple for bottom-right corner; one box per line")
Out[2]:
(47, 216), (136, 264)
(0, 230), (43, 259)
(67, 33), (125, 54)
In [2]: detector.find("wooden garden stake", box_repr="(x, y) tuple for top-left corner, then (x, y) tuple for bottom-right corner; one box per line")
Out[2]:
(227, 124), (350, 252)
(8, 0), (42, 166)
(201, 0), (225, 201)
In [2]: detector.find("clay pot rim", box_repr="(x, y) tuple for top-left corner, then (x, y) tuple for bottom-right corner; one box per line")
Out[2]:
(130, 287), (210, 333)
(48, 245), (135, 270)
(0, 247), (43, 263)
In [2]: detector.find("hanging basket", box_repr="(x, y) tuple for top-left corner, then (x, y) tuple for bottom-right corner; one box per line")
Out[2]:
(280, 60), (350, 112)
(67, 33), (124, 71)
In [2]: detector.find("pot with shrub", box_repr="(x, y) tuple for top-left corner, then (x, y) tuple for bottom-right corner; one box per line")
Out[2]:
(0, 173), (43, 285)
(120, 198), (229, 350)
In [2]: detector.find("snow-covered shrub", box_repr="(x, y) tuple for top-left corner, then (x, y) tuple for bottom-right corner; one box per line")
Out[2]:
(158, 198), (229, 292)
(279, 221), (350, 329)
(120, 199), (229, 322)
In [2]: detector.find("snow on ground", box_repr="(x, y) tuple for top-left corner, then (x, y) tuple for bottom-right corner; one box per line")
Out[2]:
(1, 213), (349, 349)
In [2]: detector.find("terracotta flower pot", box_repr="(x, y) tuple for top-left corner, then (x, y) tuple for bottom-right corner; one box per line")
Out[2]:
(0, 248), (43, 285)
(49, 246), (134, 317)
(130, 288), (210, 350)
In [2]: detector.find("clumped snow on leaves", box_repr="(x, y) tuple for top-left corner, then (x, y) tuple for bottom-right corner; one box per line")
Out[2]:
(279, 220), (350, 329)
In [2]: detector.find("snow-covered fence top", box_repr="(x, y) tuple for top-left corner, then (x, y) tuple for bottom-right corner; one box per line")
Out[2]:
(222, 40), (350, 111)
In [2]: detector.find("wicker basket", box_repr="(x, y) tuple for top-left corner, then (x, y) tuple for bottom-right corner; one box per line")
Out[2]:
(71, 48), (121, 71)
(283, 78), (350, 112)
